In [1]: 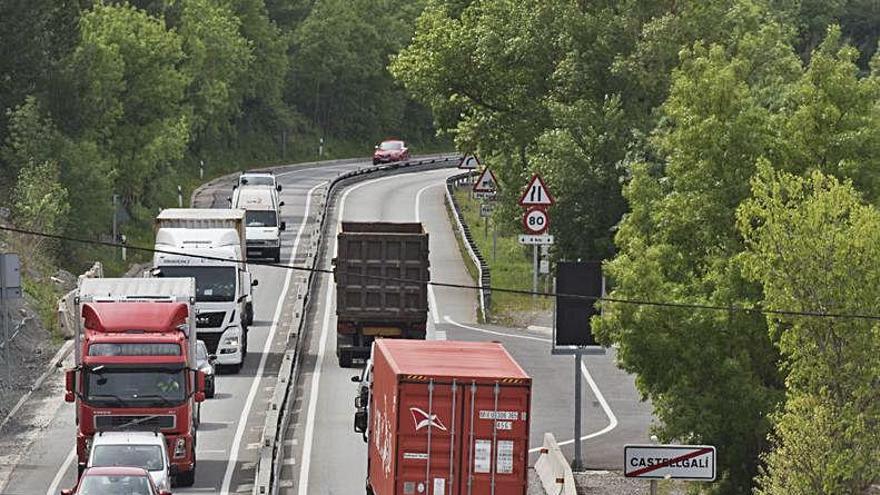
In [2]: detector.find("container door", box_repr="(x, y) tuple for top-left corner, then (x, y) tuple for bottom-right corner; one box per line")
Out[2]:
(458, 381), (530, 495)
(395, 379), (464, 495)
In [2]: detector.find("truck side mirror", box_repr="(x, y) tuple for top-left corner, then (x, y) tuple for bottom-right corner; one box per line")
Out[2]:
(279, 222), (286, 232)
(276, 184), (282, 192)
(351, 375), (361, 383)
(208, 354), (217, 364)
(194, 371), (206, 403)
(354, 410), (367, 434)
(279, 201), (285, 207)
(64, 369), (76, 403)
(251, 279), (259, 287)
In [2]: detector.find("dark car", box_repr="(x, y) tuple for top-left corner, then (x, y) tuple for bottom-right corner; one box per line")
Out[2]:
(372, 140), (410, 165)
(61, 466), (170, 495)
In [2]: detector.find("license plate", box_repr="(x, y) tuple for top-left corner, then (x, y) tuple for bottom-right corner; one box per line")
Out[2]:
(362, 327), (402, 336)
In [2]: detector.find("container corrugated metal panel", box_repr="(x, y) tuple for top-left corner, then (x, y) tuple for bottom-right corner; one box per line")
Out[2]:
(335, 222), (429, 324)
(369, 340), (532, 495)
(78, 277), (195, 301)
(154, 208), (247, 261)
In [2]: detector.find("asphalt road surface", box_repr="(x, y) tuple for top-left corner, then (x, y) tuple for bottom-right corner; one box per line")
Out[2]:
(0, 158), (372, 495)
(280, 168), (653, 494)
(0, 160), (652, 495)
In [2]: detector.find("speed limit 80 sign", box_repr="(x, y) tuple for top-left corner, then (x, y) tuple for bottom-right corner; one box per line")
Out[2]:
(523, 207), (550, 234)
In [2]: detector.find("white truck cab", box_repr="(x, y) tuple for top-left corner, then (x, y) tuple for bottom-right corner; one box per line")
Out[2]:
(232, 186), (286, 263)
(152, 225), (255, 373)
(87, 431), (171, 491)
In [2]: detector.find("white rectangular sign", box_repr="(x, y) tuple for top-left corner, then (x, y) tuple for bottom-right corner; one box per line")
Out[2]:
(624, 444), (716, 481)
(518, 234), (554, 245)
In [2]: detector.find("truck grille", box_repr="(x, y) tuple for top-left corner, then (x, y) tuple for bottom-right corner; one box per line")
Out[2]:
(199, 332), (223, 354)
(95, 415), (175, 430)
(196, 311), (226, 328)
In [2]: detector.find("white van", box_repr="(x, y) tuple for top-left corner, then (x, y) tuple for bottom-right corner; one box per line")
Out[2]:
(232, 186), (286, 262)
(87, 431), (171, 491)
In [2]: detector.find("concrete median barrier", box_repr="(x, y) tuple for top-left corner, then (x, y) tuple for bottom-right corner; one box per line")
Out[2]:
(535, 432), (577, 495)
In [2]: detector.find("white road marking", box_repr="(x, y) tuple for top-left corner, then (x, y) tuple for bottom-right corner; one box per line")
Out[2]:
(442, 317), (618, 452)
(298, 174), (416, 493)
(219, 181), (323, 495)
(444, 316), (549, 343)
(414, 183), (442, 327)
(45, 449), (76, 495)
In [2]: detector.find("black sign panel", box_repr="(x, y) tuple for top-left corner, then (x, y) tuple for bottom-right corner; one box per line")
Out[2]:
(555, 261), (602, 347)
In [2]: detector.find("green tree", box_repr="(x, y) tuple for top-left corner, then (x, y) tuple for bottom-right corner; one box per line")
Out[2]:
(66, 2), (190, 205)
(11, 160), (70, 259)
(178, 0), (254, 142)
(593, 16), (802, 493)
(738, 165), (880, 494)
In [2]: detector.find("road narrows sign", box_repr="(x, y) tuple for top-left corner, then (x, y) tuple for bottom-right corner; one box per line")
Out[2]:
(624, 444), (716, 481)
(473, 168), (498, 193)
(459, 154), (481, 170)
(518, 174), (554, 207)
(522, 207), (550, 234)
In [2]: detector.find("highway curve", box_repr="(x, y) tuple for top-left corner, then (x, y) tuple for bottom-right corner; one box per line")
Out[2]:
(280, 168), (653, 494)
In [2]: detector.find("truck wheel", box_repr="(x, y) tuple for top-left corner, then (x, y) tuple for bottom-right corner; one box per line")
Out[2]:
(176, 464), (195, 487)
(366, 482), (374, 495)
(273, 249), (281, 263)
(229, 361), (243, 374)
(245, 302), (254, 326)
(241, 329), (248, 359)
(338, 350), (353, 368)
(206, 380), (215, 399)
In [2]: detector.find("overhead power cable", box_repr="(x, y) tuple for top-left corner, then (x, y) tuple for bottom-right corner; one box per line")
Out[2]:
(3, 224), (880, 321)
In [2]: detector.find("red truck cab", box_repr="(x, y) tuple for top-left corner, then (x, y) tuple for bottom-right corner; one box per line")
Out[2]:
(64, 278), (205, 487)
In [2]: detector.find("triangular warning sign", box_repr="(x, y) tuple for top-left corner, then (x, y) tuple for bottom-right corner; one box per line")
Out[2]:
(473, 168), (498, 192)
(518, 174), (554, 206)
(458, 154), (481, 170)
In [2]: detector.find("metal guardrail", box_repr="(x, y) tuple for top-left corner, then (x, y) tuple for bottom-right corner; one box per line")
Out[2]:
(252, 154), (460, 494)
(535, 432), (577, 495)
(57, 262), (103, 338)
(445, 172), (491, 321)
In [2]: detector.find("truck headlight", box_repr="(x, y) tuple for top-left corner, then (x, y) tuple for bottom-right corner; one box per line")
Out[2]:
(223, 336), (239, 347)
(174, 437), (186, 458)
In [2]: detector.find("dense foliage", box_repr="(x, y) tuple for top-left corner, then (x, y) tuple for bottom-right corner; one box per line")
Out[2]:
(0, 0), (440, 268)
(395, 0), (880, 492)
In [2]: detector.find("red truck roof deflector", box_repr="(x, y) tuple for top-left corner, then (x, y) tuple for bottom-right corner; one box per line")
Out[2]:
(82, 302), (189, 333)
(376, 339), (530, 382)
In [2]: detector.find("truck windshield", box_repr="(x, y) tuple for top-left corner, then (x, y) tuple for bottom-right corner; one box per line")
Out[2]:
(85, 367), (187, 407)
(245, 210), (277, 227)
(156, 266), (236, 302)
(91, 444), (164, 471)
(240, 176), (274, 186)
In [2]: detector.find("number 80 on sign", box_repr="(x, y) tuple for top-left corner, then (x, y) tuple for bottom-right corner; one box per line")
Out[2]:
(523, 207), (550, 234)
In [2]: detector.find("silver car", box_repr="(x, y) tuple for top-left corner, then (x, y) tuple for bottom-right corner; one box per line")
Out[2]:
(196, 339), (216, 398)
(87, 431), (171, 492)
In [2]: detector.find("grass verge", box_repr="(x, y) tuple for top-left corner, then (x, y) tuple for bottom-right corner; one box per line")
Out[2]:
(451, 186), (551, 325)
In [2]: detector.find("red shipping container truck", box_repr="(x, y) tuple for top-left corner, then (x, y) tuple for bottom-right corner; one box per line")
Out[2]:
(363, 339), (531, 495)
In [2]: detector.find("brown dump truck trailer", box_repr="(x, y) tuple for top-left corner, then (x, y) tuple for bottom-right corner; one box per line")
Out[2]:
(334, 222), (430, 367)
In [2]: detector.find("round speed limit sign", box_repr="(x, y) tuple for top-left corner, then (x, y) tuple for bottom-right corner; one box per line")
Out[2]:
(523, 207), (550, 234)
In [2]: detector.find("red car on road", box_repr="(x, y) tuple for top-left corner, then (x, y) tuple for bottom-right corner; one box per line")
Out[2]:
(373, 139), (410, 164)
(61, 466), (171, 495)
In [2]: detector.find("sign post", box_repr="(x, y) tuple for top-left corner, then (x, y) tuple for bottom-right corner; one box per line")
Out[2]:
(624, 444), (716, 483)
(1, 253), (23, 383)
(473, 166), (498, 253)
(553, 261), (605, 471)
(519, 174), (554, 299)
